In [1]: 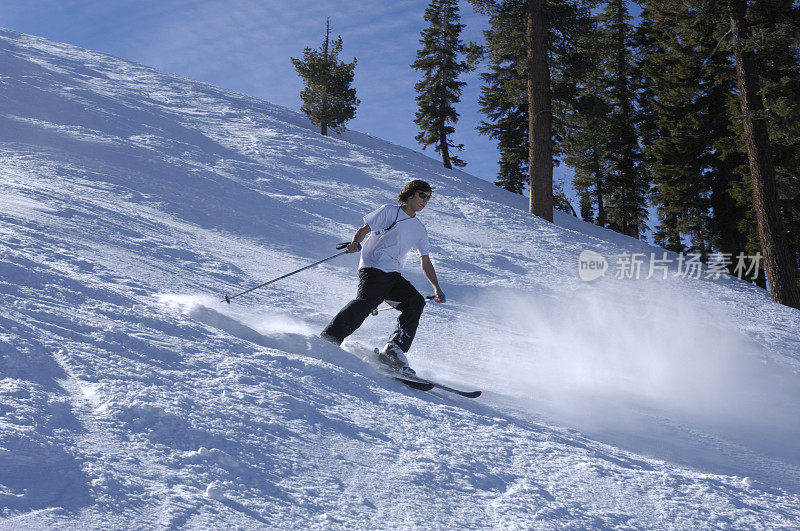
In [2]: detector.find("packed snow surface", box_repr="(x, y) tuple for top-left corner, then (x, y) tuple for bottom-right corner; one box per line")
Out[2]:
(1, 28), (800, 528)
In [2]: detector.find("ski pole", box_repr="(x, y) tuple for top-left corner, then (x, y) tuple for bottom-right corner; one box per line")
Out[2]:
(222, 243), (360, 304)
(371, 296), (437, 316)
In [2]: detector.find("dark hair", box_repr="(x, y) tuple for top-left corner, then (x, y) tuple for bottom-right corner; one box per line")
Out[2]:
(398, 180), (434, 203)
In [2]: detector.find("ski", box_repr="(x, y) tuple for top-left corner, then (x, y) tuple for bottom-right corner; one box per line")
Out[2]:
(374, 349), (482, 398)
(393, 371), (481, 398)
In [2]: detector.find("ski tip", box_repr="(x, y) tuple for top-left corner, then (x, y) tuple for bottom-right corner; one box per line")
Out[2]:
(436, 386), (481, 398)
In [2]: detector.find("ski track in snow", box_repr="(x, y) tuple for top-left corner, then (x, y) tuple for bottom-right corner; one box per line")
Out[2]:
(1, 28), (800, 528)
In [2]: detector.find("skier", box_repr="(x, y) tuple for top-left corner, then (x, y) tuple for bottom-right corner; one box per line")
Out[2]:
(320, 180), (445, 374)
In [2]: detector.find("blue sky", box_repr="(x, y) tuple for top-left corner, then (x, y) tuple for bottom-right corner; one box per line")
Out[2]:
(4, 0), (577, 202)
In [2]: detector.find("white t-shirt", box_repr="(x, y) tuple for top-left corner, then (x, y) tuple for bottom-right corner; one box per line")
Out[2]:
(359, 204), (431, 273)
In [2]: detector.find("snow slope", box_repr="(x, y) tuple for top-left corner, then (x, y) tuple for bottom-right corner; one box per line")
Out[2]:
(1, 28), (800, 528)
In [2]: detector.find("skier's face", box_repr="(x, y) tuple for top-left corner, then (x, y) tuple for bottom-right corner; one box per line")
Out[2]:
(407, 190), (430, 213)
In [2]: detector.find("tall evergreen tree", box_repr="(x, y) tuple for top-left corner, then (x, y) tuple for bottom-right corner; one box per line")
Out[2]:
(526, 0), (555, 221)
(562, 88), (612, 225)
(475, 0), (528, 193)
(412, 0), (472, 169)
(291, 19), (360, 136)
(597, 0), (649, 238)
(559, 19), (611, 225)
(471, 0), (595, 211)
(639, 1), (708, 253)
(728, 0), (800, 308)
(637, 0), (800, 295)
(747, 0), (800, 287)
(638, 0), (749, 259)
(560, 0), (648, 236)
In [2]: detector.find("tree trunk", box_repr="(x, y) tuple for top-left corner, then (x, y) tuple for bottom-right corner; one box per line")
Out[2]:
(440, 119), (452, 169)
(729, 0), (800, 309)
(441, 139), (452, 169)
(596, 178), (606, 227)
(526, 0), (553, 221)
(321, 93), (328, 137)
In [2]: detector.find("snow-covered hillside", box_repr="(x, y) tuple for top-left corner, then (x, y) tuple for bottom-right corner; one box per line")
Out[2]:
(2, 28), (799, 528)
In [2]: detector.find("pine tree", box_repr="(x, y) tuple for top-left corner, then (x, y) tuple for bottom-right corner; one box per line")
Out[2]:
(412, 0), (472, 169)
(555, 1), (650, 237)
(562, 89), (612, 225)
(638, 0), (749, 259)
(639, 1), (708, 252)
(637, 0), (800, 297)
(475, 0), (528, 193)
(748, 0), (800, 289)
(476, 63), (529, 192)
(537, 0), (597, 220)
(597, 0), (649, 238)
(471, 0), (595, 211)
(558, 12), (610, 225)
(525, 0), (555, 221)
(728, 0), (800, 308)
(291, 19), (360, 136)
(560, 2), (613, 231)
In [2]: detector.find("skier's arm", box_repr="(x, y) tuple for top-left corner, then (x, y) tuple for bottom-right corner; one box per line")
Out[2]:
(420, 255), (445, 303)
(346, 223), (371, 253)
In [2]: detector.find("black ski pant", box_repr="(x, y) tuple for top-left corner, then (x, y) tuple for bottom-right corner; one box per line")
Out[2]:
(321, 268), (425, 352)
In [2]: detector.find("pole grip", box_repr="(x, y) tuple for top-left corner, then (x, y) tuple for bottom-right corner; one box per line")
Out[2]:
(336, 242), (362, 252)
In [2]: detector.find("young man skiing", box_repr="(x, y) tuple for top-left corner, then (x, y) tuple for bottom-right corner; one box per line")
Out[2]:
(320, 180), (445, 374)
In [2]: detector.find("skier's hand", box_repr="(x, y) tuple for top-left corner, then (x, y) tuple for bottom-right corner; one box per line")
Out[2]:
(434, 290), (446, 303)
(346, 242), (362, 253)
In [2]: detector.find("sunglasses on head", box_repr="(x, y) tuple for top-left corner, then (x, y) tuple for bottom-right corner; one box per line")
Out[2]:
(416, 191), (431, 200)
